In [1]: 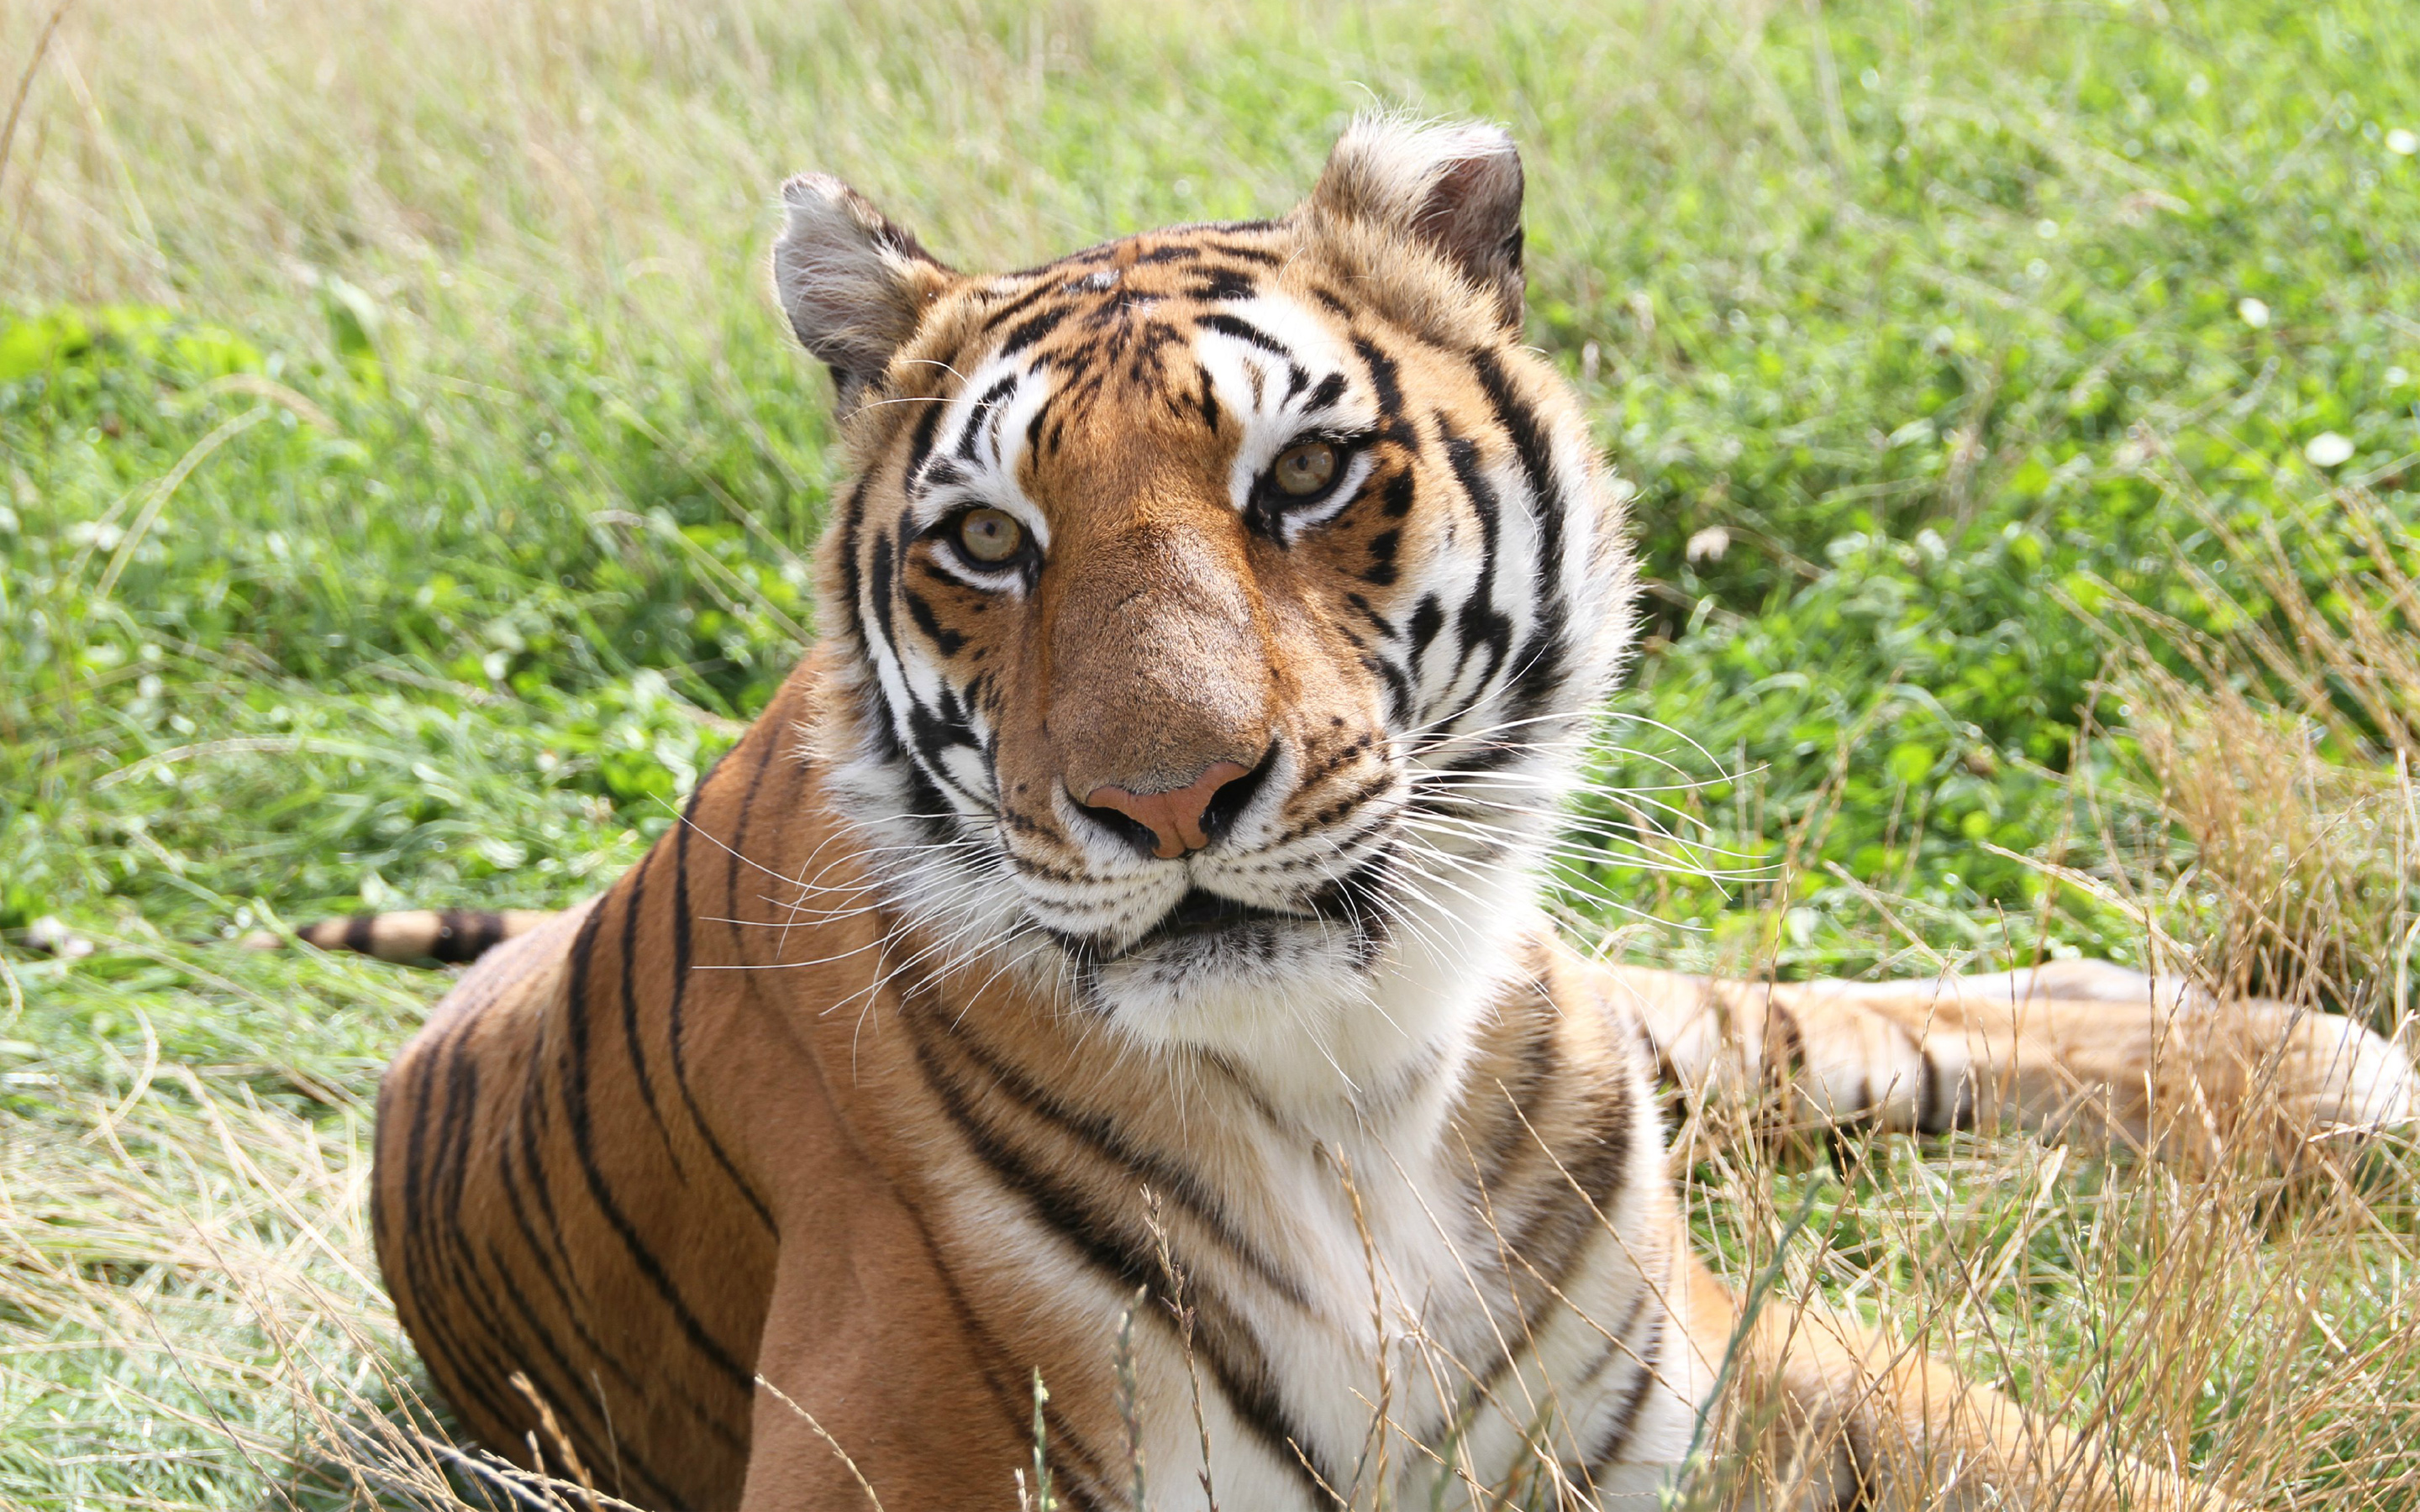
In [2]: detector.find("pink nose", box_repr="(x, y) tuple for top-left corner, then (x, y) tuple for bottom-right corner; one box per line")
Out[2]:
(1082, 761), (1254, 859)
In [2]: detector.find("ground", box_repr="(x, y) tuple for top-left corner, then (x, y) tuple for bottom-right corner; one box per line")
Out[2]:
(3, 0), (2417, 1506)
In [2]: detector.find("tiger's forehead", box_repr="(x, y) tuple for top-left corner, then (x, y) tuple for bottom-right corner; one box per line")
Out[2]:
(980, 220), (1302, 317)
(897, 220), (1376, 516)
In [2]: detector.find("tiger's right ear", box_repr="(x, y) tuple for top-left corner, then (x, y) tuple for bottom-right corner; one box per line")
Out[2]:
(771, 174), (955, 411)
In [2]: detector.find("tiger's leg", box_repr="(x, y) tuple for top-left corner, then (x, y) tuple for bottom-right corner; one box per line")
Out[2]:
(1565, 947), (2415, 1162)
(1677, 1256), (2221, 1511)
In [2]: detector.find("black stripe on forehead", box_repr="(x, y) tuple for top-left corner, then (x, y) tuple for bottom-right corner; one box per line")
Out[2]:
(905, 398), (949, 479)
(1198, 312), (1291, 358)
(998, 302), (1076, 358)
(1193, 237), (1282, 264)
(1351, 337), (1416, 448)
(1184, 266), (1259, 302)
(954, 374), (1021, 462)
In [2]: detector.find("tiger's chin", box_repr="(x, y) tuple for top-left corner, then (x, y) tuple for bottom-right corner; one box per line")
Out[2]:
(1066, 869), (1541, 1102)
(1087, 910), (1375, 1047)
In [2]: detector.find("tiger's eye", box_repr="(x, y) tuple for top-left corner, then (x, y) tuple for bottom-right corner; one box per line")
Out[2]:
(957, 507), (1025, 564)
(1271, 441), (1339, 498)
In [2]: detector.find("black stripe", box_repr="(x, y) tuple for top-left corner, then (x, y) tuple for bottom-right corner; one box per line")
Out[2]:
(904, 398), (948, 480)
(424, 1029), (708, 1509)
(1363, 528), (1400, 585)
(1343, 591), (1396, 638)
(511, 1039), (588, 1314)
(1193, 236), (1282, 263)
(1199, 312), (1292, 358)
(1351, 337), (1418, 449)
(1447, 351), (1578, 736)
(560, 898), (756, 1395)
(1024, 387), (1060, 457)
(1184, 266), (1260, 302)
(1407, 594), (1444, 659)
(955, 375), (1020, 459)
(1469, 348), (1566, 591)
(833, 477), (871, 651)
(881, 1184), (1123, 1502)
(1438, 425), (1515, 711)
(613, 852), (682, 1171)
(475, 1234), (710, 1505)
(386, 1030), (528, 1441)
(902, 581), (966, 657)
(920, 1008), (1310, 1307)
(903, 1015), (1339, 1504)
(866, 524), (900, 655)
(490, 1112), (645, 1395)
(1584, 1311), (1667, 1474)
(462, 912), (502, 960)
(854, 681), (960, 848)
(342, 913), (377, 956)
(670, 773), (779, 1233)
(480, 1068), (743, 1468)
(721, 736), (779, 957)
(999, 302), (1076, 358)
(1476, 1016), (1560, 1194)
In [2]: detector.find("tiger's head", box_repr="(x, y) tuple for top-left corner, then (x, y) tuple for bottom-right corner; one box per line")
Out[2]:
(775, 117), (1635, 1094)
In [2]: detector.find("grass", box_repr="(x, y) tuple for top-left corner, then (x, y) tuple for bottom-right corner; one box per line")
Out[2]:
(3, 0), (2418, 1505)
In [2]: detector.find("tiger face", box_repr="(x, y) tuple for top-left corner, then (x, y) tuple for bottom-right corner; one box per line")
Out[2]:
(776, 118), (1634, 1092)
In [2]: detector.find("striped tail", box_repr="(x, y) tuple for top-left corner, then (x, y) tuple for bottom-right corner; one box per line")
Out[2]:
(242, 909), (554, 965)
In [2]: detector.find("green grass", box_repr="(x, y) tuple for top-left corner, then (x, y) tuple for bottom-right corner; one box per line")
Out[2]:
(4, 0), (2419, 1506)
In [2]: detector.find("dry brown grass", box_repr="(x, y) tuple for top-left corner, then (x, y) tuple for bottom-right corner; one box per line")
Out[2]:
(2098, 474), (2420, 1029)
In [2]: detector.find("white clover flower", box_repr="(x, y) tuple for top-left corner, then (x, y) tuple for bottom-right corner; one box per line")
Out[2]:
(2388, 128), (2418, 156)
(2238, 297), (2271, 328)
(2304, 432), (2354, 469)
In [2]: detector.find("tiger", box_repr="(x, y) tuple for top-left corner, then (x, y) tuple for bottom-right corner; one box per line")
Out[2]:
(334, 116), (2415, 1512)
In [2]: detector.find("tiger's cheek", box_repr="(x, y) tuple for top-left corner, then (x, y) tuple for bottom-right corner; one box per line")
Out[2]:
(1239, 546), (1394, 751)
(897, 553), (1036, 792)
(1273, 461), (1460, 732)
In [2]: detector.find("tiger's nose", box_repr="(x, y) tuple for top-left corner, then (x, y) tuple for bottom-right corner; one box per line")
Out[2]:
(1080, 760), (1255, 860)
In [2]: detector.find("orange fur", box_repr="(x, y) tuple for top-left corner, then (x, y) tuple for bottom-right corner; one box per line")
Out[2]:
(360, 118), (2407, 1511)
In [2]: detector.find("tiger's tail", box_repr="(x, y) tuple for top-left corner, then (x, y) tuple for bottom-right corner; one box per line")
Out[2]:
(241, 909), (554, 965)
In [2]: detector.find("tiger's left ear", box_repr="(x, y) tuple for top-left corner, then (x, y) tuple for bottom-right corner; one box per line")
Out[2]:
(1304, 114), (1527, 330)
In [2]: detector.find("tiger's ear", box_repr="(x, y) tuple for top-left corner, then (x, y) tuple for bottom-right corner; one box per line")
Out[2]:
(771, 174), (956, 410)
(1304, 115), (1527, 331)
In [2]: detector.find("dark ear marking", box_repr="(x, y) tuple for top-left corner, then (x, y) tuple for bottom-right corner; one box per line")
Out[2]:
(1307, 114), (1528, 329)
(771, 174), (956, 410)
(1414, 147), (1525, 324)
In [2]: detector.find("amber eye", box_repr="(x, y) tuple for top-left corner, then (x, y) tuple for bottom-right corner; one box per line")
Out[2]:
(955, 507), (1026, 564)
(1270, 441), (1339, 498)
